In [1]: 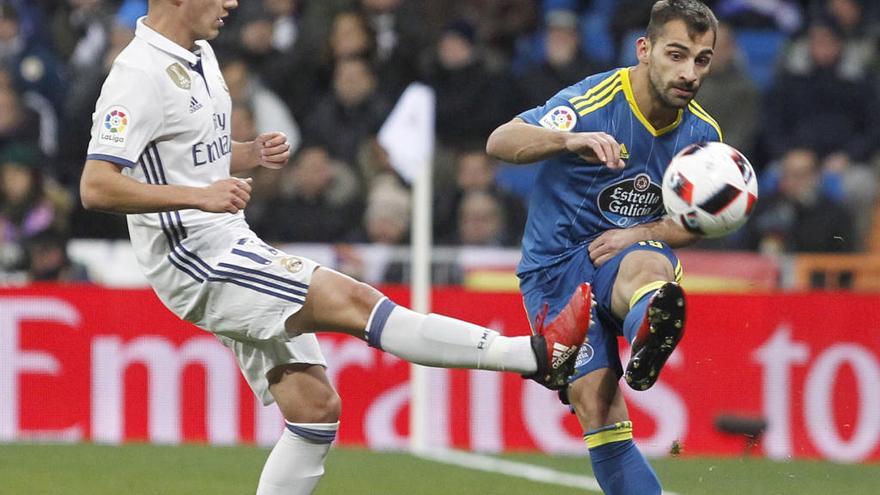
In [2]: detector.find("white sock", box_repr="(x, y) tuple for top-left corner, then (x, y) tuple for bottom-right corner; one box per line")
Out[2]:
(365, 298), (537, 374)
(256, 422), (339, 495)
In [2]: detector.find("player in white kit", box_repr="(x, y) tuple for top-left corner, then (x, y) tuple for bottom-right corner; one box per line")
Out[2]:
(79, 1), (591, 493)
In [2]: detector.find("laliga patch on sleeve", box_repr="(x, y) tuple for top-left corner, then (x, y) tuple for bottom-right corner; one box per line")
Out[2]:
(98, 105), (130, 148)
(539, 105), (577, 132)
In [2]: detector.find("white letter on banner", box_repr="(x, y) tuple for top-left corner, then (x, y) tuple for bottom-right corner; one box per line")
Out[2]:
(752, 325), (809, 459)
(91, 335), (237, 444)
(469, 369), (502, 453)
(805, 344), (880, 462)
(365, 381), (410, 450)
(0, 298), (81, 442)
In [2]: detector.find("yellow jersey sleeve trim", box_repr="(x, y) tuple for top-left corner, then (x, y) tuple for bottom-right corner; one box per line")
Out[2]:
(674, 260), (683, 284)
(573, 78), (622, 110)
(621, 68), (682, 137)
(569, 70), (623, 105)
(688, 101), (723, 141)
(576, 82), (624, 116)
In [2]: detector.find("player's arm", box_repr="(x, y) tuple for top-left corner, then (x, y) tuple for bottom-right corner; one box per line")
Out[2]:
(588, 217), (699, 266)
(230, 132), (291, 174)
(80, 159), (252, 214)
(486, 118), (625, 169)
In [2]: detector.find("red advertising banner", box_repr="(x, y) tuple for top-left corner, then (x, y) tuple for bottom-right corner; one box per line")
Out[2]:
(1, 285), (878, 462)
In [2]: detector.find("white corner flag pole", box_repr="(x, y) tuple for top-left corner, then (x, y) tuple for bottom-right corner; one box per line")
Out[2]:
(409, 150), (433, 452)
(376, 83), (437, 453)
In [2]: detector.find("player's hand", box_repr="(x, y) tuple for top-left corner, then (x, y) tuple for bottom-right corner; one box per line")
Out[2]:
(198, 177), (253, 214)
(254, 132), (290, 169)
(588, 228), (645, 266)
(564, 132), (626, 170)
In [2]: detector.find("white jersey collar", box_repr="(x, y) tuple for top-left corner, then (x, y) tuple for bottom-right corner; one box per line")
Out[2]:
(135, 17), (200, 65)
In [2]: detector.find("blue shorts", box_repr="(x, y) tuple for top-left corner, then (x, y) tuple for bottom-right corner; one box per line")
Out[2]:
(519, 241), (681, 382)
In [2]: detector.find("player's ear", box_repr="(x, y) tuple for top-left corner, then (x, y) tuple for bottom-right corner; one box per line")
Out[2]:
(636, 37), (650, 64)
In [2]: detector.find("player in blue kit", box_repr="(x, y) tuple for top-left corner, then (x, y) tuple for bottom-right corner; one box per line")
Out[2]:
(487, 1), (721, 493)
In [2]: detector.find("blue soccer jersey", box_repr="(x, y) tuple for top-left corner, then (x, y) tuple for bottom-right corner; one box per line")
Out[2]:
(516, 67), (721, 275)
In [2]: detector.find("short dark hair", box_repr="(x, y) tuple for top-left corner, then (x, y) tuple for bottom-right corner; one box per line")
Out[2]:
(646, 0), (718, 44)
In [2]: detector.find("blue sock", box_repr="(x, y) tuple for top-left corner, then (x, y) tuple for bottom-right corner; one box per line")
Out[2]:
(585, 422), (661, 495)
(622, 281), (666, 344)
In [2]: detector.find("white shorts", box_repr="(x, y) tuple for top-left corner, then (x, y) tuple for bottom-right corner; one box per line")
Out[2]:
(216, 333), (325, 405)
(159, 230), (327, 405)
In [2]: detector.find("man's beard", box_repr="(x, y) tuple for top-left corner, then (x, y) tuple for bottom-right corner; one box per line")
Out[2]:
(649, 69), (697, 109)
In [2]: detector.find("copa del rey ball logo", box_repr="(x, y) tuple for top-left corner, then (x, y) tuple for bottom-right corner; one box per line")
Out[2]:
(539, 105), (577, 132)
(99, 106), (130, 148)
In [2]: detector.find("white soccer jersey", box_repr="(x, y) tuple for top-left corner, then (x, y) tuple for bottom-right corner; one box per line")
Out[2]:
(87, 19), (325, 404)
(88, 18), (248, 317)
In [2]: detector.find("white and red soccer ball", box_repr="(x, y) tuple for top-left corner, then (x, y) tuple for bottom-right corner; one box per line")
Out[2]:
(662, 141), (759, 238)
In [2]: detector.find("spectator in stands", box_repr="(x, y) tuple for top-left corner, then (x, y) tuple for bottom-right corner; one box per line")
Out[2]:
(0, 143), (72, 271)
(609, 0), (654, 63)
(60, 16), (135, 184)
(22, 228), (89, 282)
(435, 150), (526, 245)
(325, 10), (376, 70)
(0, 74), (39, 151)
(516, 8), (604, 109)
(696, 22), (760, 158)
(304, 56), (390, 169)
(744, 148), (855, 254)
(763, 18), (879, 245)
(260, 0), (298, 52)
(255, 145), (361, 244)
(424, 20), (513, 152)
(236, 0), (347, 121)
(361, 174), (410, 246)
(62, 15), (133, 239)
(783, 0), (878, 80)
(763, 19), (880, 164)
(50, 0), (114, 71)
(0, 2), (65, 120)
(455, 0), (537, 65)
(358, 0), (427, 97)
(229, 100), (284, 240)
(715, 0), (803, 33)
(221, 55), (301, 154)
(456, 190), (508, 246)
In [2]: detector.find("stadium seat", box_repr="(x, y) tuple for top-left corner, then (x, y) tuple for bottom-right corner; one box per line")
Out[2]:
(734, 30), (788, 90)
(580, 0), (616, 65)
(793, 254), (880, 290)
(869, 197), (880, 253)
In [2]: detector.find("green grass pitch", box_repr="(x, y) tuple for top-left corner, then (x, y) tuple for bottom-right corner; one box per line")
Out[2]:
(1, 443), (878, 494)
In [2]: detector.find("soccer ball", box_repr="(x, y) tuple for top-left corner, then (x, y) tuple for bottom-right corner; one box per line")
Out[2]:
(662, 142), (759, 238)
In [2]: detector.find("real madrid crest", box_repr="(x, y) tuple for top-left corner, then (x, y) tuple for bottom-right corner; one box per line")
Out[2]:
(280, 256), (304, 273)
(166, 62), (191, 90)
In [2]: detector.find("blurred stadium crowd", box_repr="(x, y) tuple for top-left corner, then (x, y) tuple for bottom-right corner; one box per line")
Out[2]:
(0, 0), (879, 283)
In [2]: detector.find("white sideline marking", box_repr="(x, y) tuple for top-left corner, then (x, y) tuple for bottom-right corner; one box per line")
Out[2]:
(413, 449), (682, 495)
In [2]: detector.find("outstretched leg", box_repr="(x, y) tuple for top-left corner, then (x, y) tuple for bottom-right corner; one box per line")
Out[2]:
(286, 267), (590, 388)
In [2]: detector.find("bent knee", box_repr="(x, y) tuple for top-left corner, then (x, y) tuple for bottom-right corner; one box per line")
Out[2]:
(619, 251), (675, 282)
(280, 386), (342, 424)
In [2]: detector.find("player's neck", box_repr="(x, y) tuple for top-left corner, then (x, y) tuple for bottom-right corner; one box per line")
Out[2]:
(628, 66), (679, 129)
(144, 11), (198, 51)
